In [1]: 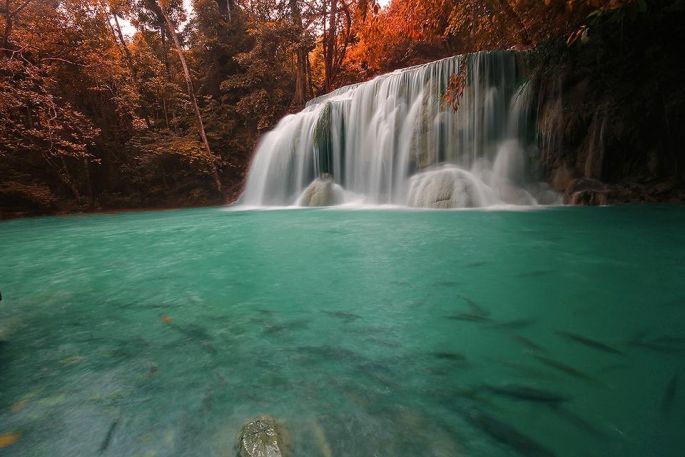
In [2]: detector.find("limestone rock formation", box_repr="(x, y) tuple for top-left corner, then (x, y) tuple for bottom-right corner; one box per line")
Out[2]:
(297, 175), (344, 207)
(407, 166), (499, 208)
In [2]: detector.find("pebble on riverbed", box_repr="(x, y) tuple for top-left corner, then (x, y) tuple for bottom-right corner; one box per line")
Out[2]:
(237, 415), (288, 457)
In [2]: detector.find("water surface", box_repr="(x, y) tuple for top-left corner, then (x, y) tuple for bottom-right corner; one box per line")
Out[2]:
(1, 206), (684, 456)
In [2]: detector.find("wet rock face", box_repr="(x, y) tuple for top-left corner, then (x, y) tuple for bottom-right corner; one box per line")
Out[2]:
(297, 176), (344, 207)
(237, 416), (287, 457)
(407, 166), (499, 208)
(565, 178), (608, 205)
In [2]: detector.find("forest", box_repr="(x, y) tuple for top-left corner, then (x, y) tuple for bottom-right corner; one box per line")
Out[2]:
(1, 0), (682, 217)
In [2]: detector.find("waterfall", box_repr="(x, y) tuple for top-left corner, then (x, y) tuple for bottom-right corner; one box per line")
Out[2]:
(240, 51), (558, 208)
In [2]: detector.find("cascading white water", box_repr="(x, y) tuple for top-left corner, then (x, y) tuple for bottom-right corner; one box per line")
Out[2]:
(240, 51), (558, 208)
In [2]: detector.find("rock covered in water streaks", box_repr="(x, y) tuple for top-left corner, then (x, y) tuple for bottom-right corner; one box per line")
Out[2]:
(297, 176), (344, 207)
(407, 166), (499, 208)
(565, 178), (608, 205)
(237, 416), (288, 457)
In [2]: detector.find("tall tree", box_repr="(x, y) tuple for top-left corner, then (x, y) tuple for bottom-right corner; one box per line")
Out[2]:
(289, 0), (310, 106)
(2, 0), (33, 51)
(321, 0), (352, 91)
(153, 0), (222, 193)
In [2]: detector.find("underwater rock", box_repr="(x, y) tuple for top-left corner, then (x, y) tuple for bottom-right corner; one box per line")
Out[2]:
(237, 416), (288, 457)
(407, 166), (499, 208)
(297, 175), (344, 207)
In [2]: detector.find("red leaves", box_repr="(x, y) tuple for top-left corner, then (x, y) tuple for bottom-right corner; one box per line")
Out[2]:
(0, 55), (98, 160)
(442, 63), (467, 112)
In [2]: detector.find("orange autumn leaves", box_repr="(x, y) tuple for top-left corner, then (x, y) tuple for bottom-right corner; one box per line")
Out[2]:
(344, 0), (635, 76)
(1, 400), (25, 448)
(443, 63), (468, 112)
(289, 0), (644, 110)
(0, 432), (20, 448)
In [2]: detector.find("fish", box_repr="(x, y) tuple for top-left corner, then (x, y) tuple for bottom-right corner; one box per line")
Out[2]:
(99, 419), (119, 454)
(323, 311), (362, 322)
(660, 373), (679, 418)
(555, 331), (623, 356)
(433, 352), (467, 361)
(264, 319), (311, 334)
(297, 345), (364, 363)
(483, 384), (570, 404)
(550, 407), (608, 439)
(463, 408), (556, 457)
(630, 341), (684, 355)
(627, 335), (685, 355)
(512, 335), (546, 353)
(533, 354), (599, 384)
(460, 295), (490, 317)
(489, 358), (560, 381)
(445, 313), (491, 323)
(364, 335), (399, 348)
(429, 367), (450, 376)
(490, 318), (537, 330)
(114, 301), (170, 311)
(356, 361), (398, 388)
(651, 334), (685, 345)
(168, 324), (216, 354)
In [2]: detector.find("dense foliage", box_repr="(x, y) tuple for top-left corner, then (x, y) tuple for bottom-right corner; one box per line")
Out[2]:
(0, 0), (674, 216)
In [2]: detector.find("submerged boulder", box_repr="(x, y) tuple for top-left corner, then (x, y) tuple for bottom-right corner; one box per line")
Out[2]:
(297, 175), (344, 207)
(237, 416), (288, 457)
(407, 166), (499, 208)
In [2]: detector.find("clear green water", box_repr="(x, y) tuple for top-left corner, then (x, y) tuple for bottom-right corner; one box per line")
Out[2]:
(1, 206), (684, 457)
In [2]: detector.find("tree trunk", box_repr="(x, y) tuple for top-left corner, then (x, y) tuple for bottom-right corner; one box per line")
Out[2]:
(83, 157), (94, 206)
(111, 13), (136, 77)
(306, 54), (313, 98)
(324, 0), (338, 92)
(2, 0), (13, 51)
(162, 96), (171, 129)
(109, 11), (152, 128)
(289, 0), (308, 107)
(334, 0), (352, 74)
(2, 0), (32, 51)
(44, 154), (81, 203)
(156, 1), (222, 194)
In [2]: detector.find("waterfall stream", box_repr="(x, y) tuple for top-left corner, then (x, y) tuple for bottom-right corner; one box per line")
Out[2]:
(240, 51), (559, 208)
